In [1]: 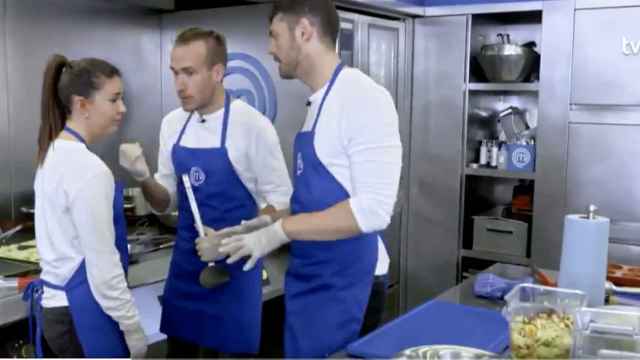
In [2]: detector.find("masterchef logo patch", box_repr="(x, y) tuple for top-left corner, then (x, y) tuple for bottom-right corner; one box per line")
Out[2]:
(190, 167), (206, 187)
(224, 52), (278, 123)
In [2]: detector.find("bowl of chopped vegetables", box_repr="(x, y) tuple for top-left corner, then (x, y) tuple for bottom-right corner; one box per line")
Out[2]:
(502, 284), (587, 359)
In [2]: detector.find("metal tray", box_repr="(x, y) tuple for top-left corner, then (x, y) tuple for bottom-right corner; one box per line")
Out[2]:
(128, 234), (174, 263)
(394, 345), (496, 360)
(0, 258), (39, 277)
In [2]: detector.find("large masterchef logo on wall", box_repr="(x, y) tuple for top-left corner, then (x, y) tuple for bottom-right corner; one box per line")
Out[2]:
(225, 52), (278, 123)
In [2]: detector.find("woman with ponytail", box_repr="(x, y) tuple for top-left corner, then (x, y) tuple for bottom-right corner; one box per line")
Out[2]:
(24, 54), (147, 358)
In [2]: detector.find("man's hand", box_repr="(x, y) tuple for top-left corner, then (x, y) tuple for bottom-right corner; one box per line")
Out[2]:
(217, 215), (273, 237)
(219, 220), (289, 271)
(195, 225), (229, 262)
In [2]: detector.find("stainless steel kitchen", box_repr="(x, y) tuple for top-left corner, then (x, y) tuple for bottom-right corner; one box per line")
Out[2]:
(1, 0), (640, 358)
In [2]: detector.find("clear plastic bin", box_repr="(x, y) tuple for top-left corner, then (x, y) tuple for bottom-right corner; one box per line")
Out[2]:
(573, 306), (640, 358)
(502, 284), (587, 359)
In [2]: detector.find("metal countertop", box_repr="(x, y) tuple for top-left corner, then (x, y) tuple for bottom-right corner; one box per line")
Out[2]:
(0, 239), (289, 343)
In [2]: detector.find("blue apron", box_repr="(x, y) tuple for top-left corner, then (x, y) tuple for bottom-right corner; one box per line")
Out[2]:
(285, 63), (378, 358)
(23, 126), (131, 358)
(159, 92), (263, 354)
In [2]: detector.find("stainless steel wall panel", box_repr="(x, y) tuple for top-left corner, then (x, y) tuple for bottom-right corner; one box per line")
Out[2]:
(5, 0), (162, 217)
(576, 0), (640, 9)
(0, 0), (9, 219)
(531, 0), (575, 270)
(572, 7), (640, 105)
(161, 5), (308, 173)
(609, 243), (640, 266)
(407, 15), (467, 309)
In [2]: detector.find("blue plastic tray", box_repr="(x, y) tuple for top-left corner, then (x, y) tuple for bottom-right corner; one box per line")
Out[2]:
(347, 300), (509, 358)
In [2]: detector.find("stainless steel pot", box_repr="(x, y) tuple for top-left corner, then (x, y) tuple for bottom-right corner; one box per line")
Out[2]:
(123, 187), (151, 216)
(477, 34), (539, 83)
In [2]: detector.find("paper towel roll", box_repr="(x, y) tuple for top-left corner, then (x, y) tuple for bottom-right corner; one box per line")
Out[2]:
(558, 214), (610, 307)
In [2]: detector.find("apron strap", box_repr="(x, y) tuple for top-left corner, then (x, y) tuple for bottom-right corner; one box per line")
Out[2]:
(22, 279), (45, 358)
(311, 62), (345, 133)
(220, 91), (231, 148)
(22, 277), (68, 357)
(176, 112), (195, 146)
(63, 126), (87, 144)
(176, 93), (231, 148)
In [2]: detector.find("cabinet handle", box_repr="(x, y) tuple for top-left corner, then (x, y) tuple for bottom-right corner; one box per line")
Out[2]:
(485, 227), (514, 235)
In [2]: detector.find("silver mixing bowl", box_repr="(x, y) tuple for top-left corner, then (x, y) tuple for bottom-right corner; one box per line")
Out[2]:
(477, 43), (538, 83)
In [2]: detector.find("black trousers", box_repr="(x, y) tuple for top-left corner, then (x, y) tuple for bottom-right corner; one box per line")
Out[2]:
(41, 306), (84, 358)
(165, 337), (254, 358)
(360, 274), (388, 337)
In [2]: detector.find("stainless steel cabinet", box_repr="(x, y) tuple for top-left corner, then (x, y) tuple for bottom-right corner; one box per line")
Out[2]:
(568, 4), (640, 259)
(408, 15), (467, 309)
(338, 11), (410, 316)
(566, 122), (640, 222)
(572, 7), (640, 105)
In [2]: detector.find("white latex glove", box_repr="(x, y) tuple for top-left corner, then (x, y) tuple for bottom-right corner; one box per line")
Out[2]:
(217, 215), (274, 238)
(123, 323), (148, 359)
(219, 219), (289, 271)
(195, 225), (228, 262)
(119, 143), (151, 182)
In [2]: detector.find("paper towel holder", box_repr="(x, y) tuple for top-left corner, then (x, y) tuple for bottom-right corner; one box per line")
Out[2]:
(581, 204), (598, 220)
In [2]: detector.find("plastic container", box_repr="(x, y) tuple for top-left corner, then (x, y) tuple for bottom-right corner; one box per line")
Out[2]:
(498, 143), (508, 170)
(506, 143), (536, 172)
(503, 284), (587, 359)
(573, 307), (640, 358)
(479, 140), (488, 166)
(472, 216), (528, 256)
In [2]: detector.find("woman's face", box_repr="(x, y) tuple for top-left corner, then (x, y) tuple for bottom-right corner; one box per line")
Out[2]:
(85, 76), (126, 137)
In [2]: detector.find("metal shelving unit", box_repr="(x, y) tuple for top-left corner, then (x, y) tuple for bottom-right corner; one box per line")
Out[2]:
(465, 167), (536, 180)
(468, 82), (539, 92)
(458, 10), (542, 280)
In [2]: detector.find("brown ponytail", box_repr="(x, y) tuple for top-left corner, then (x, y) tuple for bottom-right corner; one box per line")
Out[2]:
(38, 54), (68, 164)
(36, 55), (121, 164)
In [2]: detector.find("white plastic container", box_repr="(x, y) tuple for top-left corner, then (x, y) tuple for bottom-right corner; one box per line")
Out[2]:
(479, 140), (488, 166)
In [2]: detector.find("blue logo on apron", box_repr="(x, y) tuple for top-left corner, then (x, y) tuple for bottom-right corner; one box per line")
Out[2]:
(225, 52), (278, 123)
(190, 166), (206, 186)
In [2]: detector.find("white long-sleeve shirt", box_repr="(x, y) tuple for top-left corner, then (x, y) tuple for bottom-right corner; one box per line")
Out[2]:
(302, 67), (402, 275)
(35, 139), (140, 331)
(154, 99), (292, 215)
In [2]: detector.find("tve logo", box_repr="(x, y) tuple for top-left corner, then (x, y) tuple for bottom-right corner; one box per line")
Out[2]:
(225, 52), (278, 122)
(622, 37), (640, 56)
